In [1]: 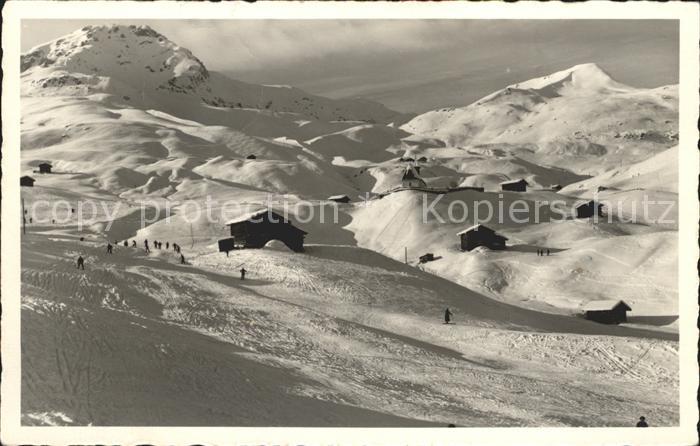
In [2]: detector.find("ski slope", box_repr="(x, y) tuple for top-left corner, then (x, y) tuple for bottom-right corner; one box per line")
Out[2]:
(21, 223), (678, 427)
(18, 24), (681, 427)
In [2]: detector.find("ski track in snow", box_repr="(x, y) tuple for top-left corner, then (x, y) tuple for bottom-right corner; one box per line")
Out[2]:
(20, 229), (679, 427)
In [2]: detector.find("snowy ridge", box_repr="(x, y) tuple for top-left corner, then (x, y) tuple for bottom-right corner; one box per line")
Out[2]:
(401, 64), (678, 175)
(22, 25), (408, 124)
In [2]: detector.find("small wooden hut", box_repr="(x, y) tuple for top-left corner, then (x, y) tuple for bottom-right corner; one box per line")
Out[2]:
(457, 224), (507, 251)
(225, 209), (307, 252)
(328, 194), (351, 203)
(38, 162), (53, 174)
(20, 176), (36, 187)
(583, 300), (631, 324)
(575, 200), (604, 218)
(500, 179), (528, 192)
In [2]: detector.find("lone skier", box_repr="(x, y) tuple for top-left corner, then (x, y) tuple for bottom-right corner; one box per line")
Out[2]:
(240, 267), (246, 280)
(180, 253), (186, 265)
(636, 416), (648, 427)
(444, 307), (453, 324)
(106, 243), (113, 254)
(76, 255), (85, 270)
(144, 239), (150, 253)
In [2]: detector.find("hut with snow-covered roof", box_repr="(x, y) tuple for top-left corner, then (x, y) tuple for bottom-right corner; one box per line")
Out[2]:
(20, 175), (36, 187)
(224, 209), (307, 252)
(500, 178), (528, 192)
(328, 194), (351, 203)
(582, 300), (631, 324)
(401, 165), (426, 189)
(38, 162), (53, 174)
(575, 200), (604, 218)
(457, 224), (507, 251)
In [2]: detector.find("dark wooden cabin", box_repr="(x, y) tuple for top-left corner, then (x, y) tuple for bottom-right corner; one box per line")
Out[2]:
(500, 179), (528, 192)
(225, 209), (307, 252)
(38, 162), (52, 174)
(328, 194), (351, 203)
(457, 224), (507, 251)
(575, 200), (604, 218)
(20, 175), (36, 187)
(583, 300), (631, 324)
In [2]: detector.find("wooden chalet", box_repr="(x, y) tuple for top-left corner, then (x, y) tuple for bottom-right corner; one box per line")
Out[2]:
(575, 200), (604, 218)
(20, 175), (36, 187)
(583, 300), (631, 324)
(500, 179), (528, 192)
(224, 209), (307, 252)
(457, 224), (507, 251)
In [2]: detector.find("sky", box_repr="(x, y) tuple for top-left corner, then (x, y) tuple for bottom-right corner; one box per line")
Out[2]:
(22, 19), (679, 113)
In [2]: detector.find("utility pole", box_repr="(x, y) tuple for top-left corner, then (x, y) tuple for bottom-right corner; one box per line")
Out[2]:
(190, 223), (195, 249)
(22, 198), (26, 235)
(404, 246), (408, 265)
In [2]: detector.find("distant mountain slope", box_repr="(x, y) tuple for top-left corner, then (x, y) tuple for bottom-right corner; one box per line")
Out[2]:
(21, 25), (409, 126)
(561, 145), (678, 196)
(401, 64), (678, 175)
(20, 25), (415, 199)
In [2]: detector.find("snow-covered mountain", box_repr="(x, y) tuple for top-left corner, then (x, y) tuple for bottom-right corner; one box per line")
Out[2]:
(402, 63), (678, 175)
(22, 25), (408, 125)
(19, 25), (681, 428)
(20, 27), (680, 299)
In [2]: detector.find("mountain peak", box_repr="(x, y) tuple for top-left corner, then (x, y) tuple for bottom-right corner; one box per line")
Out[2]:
(509, 63), (629, 95)
(22, 24), (210, 93)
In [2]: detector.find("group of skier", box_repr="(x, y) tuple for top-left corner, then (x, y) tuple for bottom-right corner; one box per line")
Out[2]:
(76, 235), (252, 277)
(77, 237), (189, 269)
(536, 248), (550, 256)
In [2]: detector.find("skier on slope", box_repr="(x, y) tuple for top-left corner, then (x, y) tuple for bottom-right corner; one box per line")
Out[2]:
(106, 243), (113, 254)
(180, 253), (186, 265)
(240, 267), (247, 280)
(76, 255), (85, 270)
(444, 307), (453, 324)
(636, 416), (648, 427)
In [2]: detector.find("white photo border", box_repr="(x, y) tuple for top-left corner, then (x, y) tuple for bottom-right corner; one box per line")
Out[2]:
(2, 1), (698, 445)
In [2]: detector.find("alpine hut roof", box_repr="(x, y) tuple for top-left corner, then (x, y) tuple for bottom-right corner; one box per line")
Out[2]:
(582, 300), (631, 312)
(499, 178), (528, 186)
(456, 224), (507, 238)
(576, 200), (600, 208)
(224, 209), (301, 228)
